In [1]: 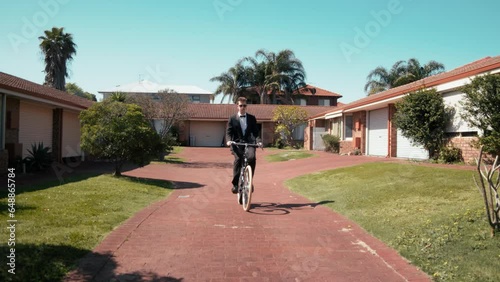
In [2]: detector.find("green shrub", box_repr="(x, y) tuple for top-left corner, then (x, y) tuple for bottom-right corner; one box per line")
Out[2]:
(274, 137), (285, 149)
(321, 134), (340, 153)
(438, 146), (463, 163)
(24, 142), (53, 172)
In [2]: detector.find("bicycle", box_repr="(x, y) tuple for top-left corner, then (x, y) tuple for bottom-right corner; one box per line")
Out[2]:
(229, 141), (262, 211)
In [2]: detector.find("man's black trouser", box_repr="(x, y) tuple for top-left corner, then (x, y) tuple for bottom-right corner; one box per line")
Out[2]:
(231, 145), (256, 187)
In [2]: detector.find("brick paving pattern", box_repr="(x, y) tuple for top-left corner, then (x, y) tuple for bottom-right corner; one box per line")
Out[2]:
(66, 148), (431, 282)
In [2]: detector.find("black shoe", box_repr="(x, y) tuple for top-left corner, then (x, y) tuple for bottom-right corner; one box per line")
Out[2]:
(231, 185), (238, 194)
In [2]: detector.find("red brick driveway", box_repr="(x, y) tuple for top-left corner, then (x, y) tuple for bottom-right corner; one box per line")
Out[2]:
(66, 148), (430, 282)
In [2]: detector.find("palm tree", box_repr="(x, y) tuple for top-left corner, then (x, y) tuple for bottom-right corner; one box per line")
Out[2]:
(253, 49), (306, 104)
(404, 58), (445, 82)
(39, 27), (77, 91)
(109, 92), (127, 102)
(364, 58), (445, 95)
(210, 62), (248, 103)
(364, 60), (406, 95)
(242, 56), (276, 104)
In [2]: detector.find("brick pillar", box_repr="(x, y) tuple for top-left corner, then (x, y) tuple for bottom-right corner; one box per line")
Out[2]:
(388, 104), (397, 158)
(360, 111), (367, 154)
(52, 108), (63, 162)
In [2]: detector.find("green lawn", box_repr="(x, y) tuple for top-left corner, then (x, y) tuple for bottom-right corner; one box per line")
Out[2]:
(0, 174), (173, 282)
(151, 146), (185, 164)
(286, 162), (500, 282)
(265, 150), (315, 162)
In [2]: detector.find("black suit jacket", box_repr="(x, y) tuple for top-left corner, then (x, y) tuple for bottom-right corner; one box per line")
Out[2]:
(226, 113), (260, 143)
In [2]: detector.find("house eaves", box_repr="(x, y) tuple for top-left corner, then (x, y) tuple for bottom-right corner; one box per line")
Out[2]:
(343, 56), (500, 112)
(0, 72), (93, 110)
(310, 56), (500, 119)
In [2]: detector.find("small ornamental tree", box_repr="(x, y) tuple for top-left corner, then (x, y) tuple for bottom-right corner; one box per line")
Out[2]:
(80, 100), (164, 176)
(394, 89), (448, 159)
(461, 73), (500, 235)
(127, 89), (189, 154)
(272, 105), (308, 147)
(461, 73), (500, 156)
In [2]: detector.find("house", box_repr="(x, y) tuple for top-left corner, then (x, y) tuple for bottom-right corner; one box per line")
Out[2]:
(180, 104), (333, 147)
(98, 80), (213, 103)
(306, 56), (500, 162)
(0, 72), (93, 171)
(293, 84), (343, 106)
(242, 84), (343, 106)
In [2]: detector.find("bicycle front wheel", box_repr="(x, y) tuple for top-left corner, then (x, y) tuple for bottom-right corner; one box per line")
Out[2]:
(241, 165), (253, 211)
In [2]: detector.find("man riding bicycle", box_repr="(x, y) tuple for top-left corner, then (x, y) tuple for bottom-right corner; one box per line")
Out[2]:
(226, 97), (262, 194)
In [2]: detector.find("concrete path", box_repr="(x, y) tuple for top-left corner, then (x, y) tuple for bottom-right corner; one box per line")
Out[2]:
(66, 148), (430, 282)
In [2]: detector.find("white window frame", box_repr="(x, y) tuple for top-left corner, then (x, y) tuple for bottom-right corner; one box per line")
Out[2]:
(344, 115), (353, 140)
(191, 95), (200, 103)
(318, 99), (330, 106)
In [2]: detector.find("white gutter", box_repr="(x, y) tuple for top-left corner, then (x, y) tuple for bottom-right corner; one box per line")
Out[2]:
(325, 110), (343, 119)
(344, 95), (403, 112)
(436, 68), (500, 93)
(0, 88), (88, 111)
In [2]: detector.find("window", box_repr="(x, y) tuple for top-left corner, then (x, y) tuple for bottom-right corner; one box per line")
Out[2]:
(331, 117), (341, 137)
(318, 99), (330, 106)
(345, 115), (353, 139)
(294, 98), (306, 106)
(191, 95), (200, 103)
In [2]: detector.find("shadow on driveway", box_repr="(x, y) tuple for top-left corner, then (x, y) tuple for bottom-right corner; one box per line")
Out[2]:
(249, 200), (335, 215)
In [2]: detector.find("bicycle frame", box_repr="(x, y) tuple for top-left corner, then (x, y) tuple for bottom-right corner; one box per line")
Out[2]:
(230, 142), (261, 211)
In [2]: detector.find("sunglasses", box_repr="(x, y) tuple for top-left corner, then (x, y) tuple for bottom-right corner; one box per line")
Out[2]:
(238, 104), (247, 108)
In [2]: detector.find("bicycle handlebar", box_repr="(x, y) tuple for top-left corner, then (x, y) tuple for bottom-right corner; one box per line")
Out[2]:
(229, 141), (263, 148)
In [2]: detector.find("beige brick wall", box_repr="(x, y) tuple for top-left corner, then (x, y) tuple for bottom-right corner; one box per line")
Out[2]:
(339, 140), (354, 154)
(446, 136), (480, 163)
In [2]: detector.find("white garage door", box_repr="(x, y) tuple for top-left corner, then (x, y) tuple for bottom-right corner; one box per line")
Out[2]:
(367, 108), (388, 157)
(396, 129), (428, 160)
(190, 121), (226, 147)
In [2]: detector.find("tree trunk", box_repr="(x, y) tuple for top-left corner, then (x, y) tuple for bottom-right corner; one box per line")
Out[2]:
(475, 146), (500, 236)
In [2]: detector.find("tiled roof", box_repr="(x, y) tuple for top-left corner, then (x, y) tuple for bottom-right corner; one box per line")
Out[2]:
(0, 72), (93, 109)
(308, 56), (500, 119)
(242, 84), (342, 98)
(187, 104), (337, 121)
(297, 84), (343, 97)
(99, 80), (212, 95)
(343, 56), (500, 110)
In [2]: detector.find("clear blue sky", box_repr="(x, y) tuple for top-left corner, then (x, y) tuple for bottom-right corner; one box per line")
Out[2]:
(1, 0), (499, 103)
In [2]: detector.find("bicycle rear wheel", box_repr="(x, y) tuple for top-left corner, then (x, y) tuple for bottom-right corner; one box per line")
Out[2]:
(241, 165), (253, 211)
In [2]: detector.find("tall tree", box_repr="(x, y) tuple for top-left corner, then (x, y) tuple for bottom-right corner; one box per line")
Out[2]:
(255, 49), (306, 104)
(210, 62), (247, 103)
(39, 27), (77, 91)
(364, 58), (445, 95)
(65, 82), (97, 101)
(242, 57), (275, 104)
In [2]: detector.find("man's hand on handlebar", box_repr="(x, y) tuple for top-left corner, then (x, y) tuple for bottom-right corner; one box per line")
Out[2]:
(226, 141), (263, 148)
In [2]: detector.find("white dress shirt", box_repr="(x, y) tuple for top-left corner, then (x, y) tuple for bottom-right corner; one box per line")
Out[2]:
(239, 114), (247, 134)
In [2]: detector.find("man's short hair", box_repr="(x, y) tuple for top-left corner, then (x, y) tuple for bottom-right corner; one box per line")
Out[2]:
(237, 97), (247, 104)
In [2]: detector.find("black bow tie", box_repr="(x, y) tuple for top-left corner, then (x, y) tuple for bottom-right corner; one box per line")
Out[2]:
(240, 115), (246, 118)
